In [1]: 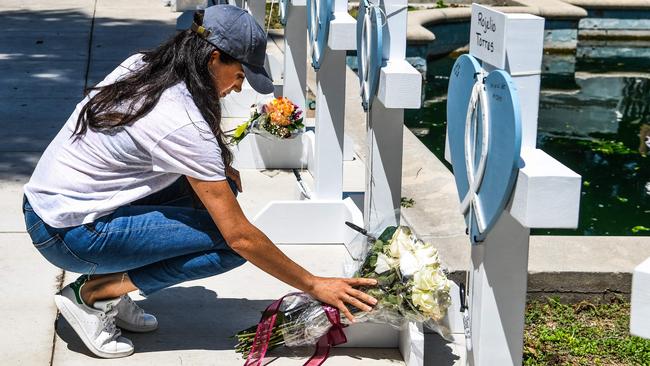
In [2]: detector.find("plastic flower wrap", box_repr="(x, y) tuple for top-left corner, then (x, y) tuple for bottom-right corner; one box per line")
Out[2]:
(233, 225), (453, 362)
(231, 97), (304, 144)
(349, 226), (453, 328)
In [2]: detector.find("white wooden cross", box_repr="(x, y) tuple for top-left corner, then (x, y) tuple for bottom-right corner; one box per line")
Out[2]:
(362, 0), (422, 232)
(309, 0), (356, 200)
(251, 0), (362, 245)
(355, 1), (425, 364)
(446, 5), (581, 365)
(281, 0), (308, 113)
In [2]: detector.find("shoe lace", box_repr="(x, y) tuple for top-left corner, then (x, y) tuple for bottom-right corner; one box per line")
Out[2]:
(98, 304), (121, 343)
(122, 295), (145, 317)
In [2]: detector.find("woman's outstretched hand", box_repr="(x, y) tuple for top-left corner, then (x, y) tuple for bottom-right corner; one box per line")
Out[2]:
(188, 176), (377, 322)
(308, 277), (378, 323)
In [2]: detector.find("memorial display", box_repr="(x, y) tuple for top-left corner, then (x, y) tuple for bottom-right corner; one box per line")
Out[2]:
(234, 225), (452, 365)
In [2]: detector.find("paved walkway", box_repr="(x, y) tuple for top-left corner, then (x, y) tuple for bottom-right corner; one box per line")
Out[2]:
(0, 1), (443, 365)
(0, 0), (457, 365)
(6, 1), (647, 365)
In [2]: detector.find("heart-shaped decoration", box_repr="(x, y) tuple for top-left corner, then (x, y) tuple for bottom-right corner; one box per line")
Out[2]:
(279, 0), (290, 26)
(356, 0), (383, 111)
(446, 54), (522, 243)
(307, 0), (332, 70)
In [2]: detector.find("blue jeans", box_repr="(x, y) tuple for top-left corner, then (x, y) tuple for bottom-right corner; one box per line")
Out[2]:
(23, 177), (246, 295)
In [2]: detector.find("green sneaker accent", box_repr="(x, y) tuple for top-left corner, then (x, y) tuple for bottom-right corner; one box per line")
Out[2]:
(69, 275), (89, 305)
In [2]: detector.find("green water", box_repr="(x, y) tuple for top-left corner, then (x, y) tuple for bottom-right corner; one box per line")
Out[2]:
(404, 55), (650, 236)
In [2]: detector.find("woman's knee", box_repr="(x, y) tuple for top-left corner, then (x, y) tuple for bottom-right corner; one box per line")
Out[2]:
(223, 250), (247, 269)
(203, 249), (246, 273)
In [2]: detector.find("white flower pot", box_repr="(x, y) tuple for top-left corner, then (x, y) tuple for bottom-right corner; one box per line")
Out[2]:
(232, 131), (315, 169)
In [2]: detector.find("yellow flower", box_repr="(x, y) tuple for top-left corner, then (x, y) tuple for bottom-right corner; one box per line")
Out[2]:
(233, 121), (249, 139)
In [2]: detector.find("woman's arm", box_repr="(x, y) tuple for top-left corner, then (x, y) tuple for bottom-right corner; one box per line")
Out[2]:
(187, 176), (377, 322)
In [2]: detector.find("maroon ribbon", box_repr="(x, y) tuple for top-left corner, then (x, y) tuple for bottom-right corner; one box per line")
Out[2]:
(244, 293), (298, 366)
(243, 294), (347, 366)
(304, 305), (348, 366)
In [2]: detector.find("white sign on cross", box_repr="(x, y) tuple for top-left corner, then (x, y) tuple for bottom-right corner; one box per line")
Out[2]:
(446, 4), (582, 365)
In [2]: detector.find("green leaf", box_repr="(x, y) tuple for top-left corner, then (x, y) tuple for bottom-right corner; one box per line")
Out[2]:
(377, 272), (397, 287)
(576, 139), (636, 155)
(632, 226), (650, 233)
(366, 288), (384, 299)
(378, 226), (398, 242)
(384, 294), (402, 307)
(583, 181), (590, 187)
(231, 121), (250, 144)
(617, 196), (629, 203)
(368, 254), (378, 268)
(371, 240), (385, 253)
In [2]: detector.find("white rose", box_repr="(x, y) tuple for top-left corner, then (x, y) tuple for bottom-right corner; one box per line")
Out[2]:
(374, 253), (397, 274)
(392, 226), (416, 253)
(413, 266), (445, 291)
(413, 242), (440, 268)
(399, 250), (420, 277)
(411, 289), (436, 315)
(385, 239), (400, 259)
(411, 288), (450, 321)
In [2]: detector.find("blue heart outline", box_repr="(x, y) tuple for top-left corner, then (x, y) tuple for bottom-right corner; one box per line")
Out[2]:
(447, 54), (523, 244)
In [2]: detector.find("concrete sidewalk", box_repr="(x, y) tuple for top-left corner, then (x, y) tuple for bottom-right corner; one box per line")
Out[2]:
(3, 0), (647, 365)
(0, 1), (416, 365)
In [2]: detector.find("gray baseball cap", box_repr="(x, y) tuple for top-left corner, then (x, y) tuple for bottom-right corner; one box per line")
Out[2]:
(193, 5), (274, 95)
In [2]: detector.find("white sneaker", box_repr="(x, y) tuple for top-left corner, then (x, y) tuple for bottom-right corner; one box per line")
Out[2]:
(54, 279), (134, 359)
(115, 294), (158, 333)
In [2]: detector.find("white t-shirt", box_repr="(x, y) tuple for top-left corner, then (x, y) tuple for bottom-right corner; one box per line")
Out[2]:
(24, 54), (226, 228)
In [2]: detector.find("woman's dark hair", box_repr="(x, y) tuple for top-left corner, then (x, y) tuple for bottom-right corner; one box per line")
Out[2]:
(73, 12), (237, 168)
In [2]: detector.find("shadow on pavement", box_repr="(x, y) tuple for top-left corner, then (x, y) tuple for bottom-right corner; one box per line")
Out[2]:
(56, 286), (268, 355)
(0, 7), (175, 182)
(55, 286), (405, 363)
(424, 332), (460, 365)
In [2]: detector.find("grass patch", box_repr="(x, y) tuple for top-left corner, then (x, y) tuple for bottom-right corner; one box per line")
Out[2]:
(524, 297), (650, 365)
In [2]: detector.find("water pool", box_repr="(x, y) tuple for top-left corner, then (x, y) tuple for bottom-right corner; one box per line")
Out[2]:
(404, 54), (650, 236)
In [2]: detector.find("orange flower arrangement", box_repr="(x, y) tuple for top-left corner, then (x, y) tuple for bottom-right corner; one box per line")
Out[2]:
(266, 97), (295, 127)
(231, 97), (304, 144)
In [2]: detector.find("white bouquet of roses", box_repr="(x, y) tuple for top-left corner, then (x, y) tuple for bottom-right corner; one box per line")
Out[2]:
(356, 225), (453, 326)
(233, 225), (452, 363)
